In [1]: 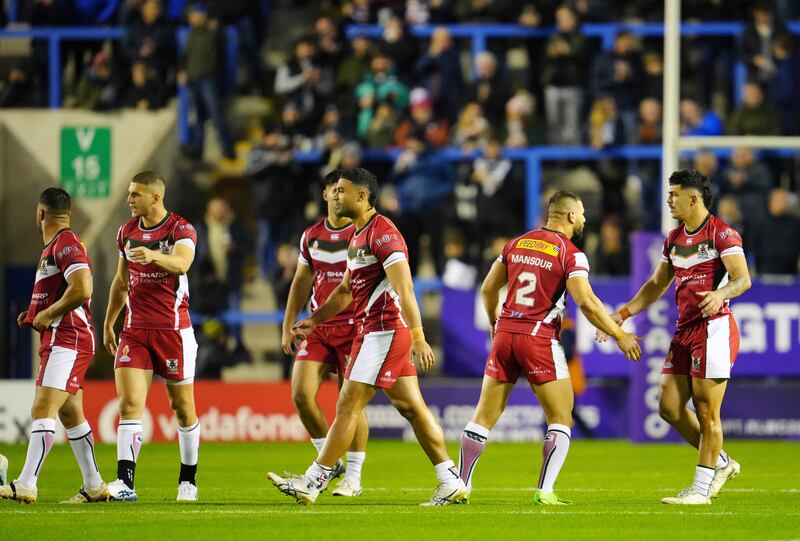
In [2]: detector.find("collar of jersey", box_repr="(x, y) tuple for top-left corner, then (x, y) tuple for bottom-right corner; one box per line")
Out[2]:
(354, 212), (378, 236)
(138, 212), (171, 231)
(683, 213), (711, 236)
(325, 219), (353, 232)
(44, 228), (71, 248)
(541, 227), (567, 237)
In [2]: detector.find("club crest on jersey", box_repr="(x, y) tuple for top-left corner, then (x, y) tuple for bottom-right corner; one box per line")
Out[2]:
(355, 248), (367, 264)
(664, 351), (673, 369)
(312, 240), (320, 251)
(697, 244), (709, 259)
(38, 259), (48, 272)
(119, 345), (131, 363)
(166, 359), (179, 373)
(515, 238), (560, 257)
(691, 356), (702, 370)
(158, 240), (171, 254)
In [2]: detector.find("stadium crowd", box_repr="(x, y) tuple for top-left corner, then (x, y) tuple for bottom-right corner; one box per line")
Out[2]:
(1, 1), (799, 362)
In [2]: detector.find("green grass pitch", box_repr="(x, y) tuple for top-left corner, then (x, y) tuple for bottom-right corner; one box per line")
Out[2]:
(1, 440), (798, 540)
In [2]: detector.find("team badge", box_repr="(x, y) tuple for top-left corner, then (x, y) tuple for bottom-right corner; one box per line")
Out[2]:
(355, 248), (367, 264)
(159, 240), (171, 254)
(166, 359), (179, 373)
(691, 356), (702, 371)
(119, 345), (131, 363)
(664, 351), (673, 369)
(697, 244), (709, 259)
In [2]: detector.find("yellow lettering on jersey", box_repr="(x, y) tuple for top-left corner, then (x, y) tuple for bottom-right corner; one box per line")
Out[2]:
(515, 239), (560, 257)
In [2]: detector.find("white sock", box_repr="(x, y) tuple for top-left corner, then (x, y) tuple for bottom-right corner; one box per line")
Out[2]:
(18, 418), (57, 489)
(66, 421), (103, 488)
(117, 420), (143, 462)
(304, 461), (332, 489)
(178, 421), (201, 466)
(537, 424), (571, 494)
(716, 450), (729, 469)
(311, 437), (326, 454)
(692, 465), (714, 496)
(434, 460), (459, 488)
(345, 451), (366, 483)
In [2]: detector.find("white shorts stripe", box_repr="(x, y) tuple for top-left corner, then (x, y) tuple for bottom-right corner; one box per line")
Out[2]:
(551, 339), (570, 380)
(705, 316), (731, 379)
(349, 330), (395, 386)
(180, 327), (198, 379)
(41, 346), (78, 391)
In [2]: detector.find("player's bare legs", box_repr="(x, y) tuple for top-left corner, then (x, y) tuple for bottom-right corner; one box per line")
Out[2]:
(57, 390), (108, 502)
(659, 375), (700, 446)
(166, 382), (200, 498)
(530, 379), (573, 504)
(316, 380), (376, 468)
(109, 368), (151, 498)
(383, 376), (449, 465)
(458, 375), (514, 492)
(292, 361), (331, 440)
(334, 370), (369, 496)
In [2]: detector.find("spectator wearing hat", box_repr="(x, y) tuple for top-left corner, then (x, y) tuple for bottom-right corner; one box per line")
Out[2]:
(394, 87), (449, 148)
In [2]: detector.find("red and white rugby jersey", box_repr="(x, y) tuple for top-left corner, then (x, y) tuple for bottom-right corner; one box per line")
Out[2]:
(24, 229), (95, 353)
(347, 213), (409, 334)
(661, 214), (744, 329)
(298, 219), (355, 326)
(495, 228), (590, 339)
(117, 212), (197, 330)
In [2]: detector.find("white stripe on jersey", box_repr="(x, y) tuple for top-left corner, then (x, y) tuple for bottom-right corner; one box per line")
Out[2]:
(542, 292), (566, 325)
(63, 263), (89, 279)
(720, 246), (744, 258)
(175, 238), (196, 252)
(35, 265), (61, 283)
(310, 249), (348, 265)
(670, 249), (720, 269)
(174, 274), (190, 330)
(382, 252), (406, 269)
(348, 254), (380, 270)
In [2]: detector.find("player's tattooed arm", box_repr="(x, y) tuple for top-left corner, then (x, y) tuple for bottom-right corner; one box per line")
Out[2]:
(292, 270), (353, 341)
(32, 268), (93, 331)
(282, 261), (315, 354)
(697, 253), (751, 317)
(128, 243), (195, 275)
(480, 260), (508, 339)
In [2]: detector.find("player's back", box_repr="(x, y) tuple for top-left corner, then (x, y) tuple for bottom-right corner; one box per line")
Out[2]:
(495, 228), (590, 339)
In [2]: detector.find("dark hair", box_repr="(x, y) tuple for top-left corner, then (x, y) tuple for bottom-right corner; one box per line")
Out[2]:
(323, 168), (345, 187)
(132, 170), (166, 187)
(342, 167), (379, 208)
(547, 190), (581, 214)
(39, 187), (71, 214)
(669, 169), (714, 208)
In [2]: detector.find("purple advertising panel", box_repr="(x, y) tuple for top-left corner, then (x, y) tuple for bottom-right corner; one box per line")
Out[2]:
(362, 380), (800, 441)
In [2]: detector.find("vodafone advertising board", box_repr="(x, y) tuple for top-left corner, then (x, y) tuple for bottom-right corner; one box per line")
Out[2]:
(0, 381), (339, 444)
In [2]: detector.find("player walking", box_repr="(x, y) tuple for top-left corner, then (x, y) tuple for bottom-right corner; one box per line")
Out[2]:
(103, 171), (201, 502)
(597, 170), (750, 504)
(0, 188), (108, 504)
(457, 191), (641, 505)
(268, 167), (468, 506)
(281, 170), (369, 496)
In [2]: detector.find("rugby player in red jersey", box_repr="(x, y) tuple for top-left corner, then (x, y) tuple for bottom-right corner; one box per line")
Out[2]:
(281, 169), (369, 497)
(598, 170), (751, 504)
(103, 171), (201, 502)
(457, 191), (641, 505)
(1, 188), (108, 504)
(269, 167), (468, 506)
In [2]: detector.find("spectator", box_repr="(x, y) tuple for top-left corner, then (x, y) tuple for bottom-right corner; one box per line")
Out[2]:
(393, 132), (456, 275)
(272, 242), (299, 379)
(123, 0), (174, 79)
(379, 15), (419, 82)
(274, 36), (331, 135)
(211, 0), (268, 94)
(442, 228), (478, 290)
(335, 35), (372, 112)
(179, 4), (236, 159)
(592, 30), (643, 136)
(641, 50), (663, 100)
(588, 96), (624, 149)
(751, 188), (800, 275)
(394, 87), (449, 148)
(726, 81), (780, 135)
(195, 319), (249, 379)
(455, 0), (517, 22)
(541, 4), (587, 145)
(467, 51), (511, 127)
(365, 102), (400, 148)
(0, 64), (37, 108)
(452, 101), (490, 151)
(194, 197), (253, 350)
(633, 97), (661, 144)
(413, 26), (464, 123)
(122, 60), (166, 110)
(279, 102), (313, 149)
(693, 150), (722, 190)
(472, 137), (513, 245)
(406, 0), (431, 25)
(720, 147), (772, 219)
(740, 1), (791, 88)
(354, 50), (409, 139)
(342, 0), (372, 24)
(75, 51), (119, 111)
(770, 34), (797, 135)
(592, 214), (630, 275)
(680, 97), (723, 136)
(503, 89), (540, 147)
(314, 15), (345, 80)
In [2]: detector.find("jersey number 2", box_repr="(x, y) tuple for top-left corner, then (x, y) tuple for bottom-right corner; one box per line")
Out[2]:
(515, 272), (537, 307)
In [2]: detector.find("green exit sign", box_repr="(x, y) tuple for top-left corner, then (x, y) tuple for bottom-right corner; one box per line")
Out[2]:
(60, 126), (111, 198)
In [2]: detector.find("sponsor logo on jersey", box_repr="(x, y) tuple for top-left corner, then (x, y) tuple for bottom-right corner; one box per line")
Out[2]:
(143, 233), (151, 240)
(119, 345), (131, 363)
(331, 234), (340, 240)
(166, 359), (179, 373)
(31, 292), (48, 299)
(515, 238), (560, 257)
(69, 376), (79, 388)
(375, 234), (397, 247)
(57, 245), (73, 257)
